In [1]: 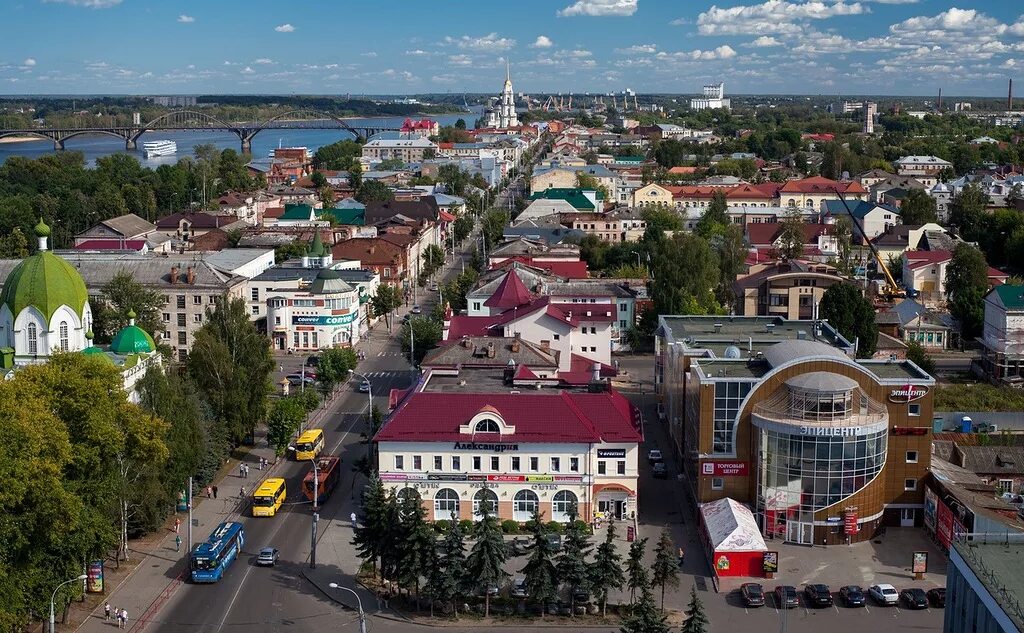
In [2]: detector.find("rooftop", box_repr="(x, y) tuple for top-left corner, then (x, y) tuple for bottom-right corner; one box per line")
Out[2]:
(657, 315), (854, 358)
(952, 540), (1024, 632)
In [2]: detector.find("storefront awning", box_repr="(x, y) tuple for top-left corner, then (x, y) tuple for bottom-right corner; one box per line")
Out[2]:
(700, 498), (768, 552)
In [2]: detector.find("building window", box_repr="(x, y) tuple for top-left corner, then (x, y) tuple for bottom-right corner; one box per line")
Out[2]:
(473, 488), (498, 519)
(570, 457), (579, 472)
(598, 460), (606, 475)
(176, 295), (186, 309)
(511, 456), (521, 472)
(908, 403), (921, 417)
(451, 456), (461, 471)
(177, 332), (187, 345)
(530, 456), (539, 472)
(413, 455), (422, 470)
(475, 419), (499, 433)
(162, 313), (170, 322)
(434, 488), (460, 521)
(59, 321), (69, 351)
(906, 451), (919, 463)
(551, 457), (560, 472)
(162, 331), (171, 340)
(472, 302), (481, 311)
(434, 456), (442, 470)
(395, 455), (404, 470)
(275, 316), (281, 325)
(551, 490), (578, 523)
(513, 489), (539, 522)
(713, 381), (753, 454)
(553, 334), (560, 340)
(491, 456), (499, 470)
(194, 314), (203, 323)
(193, 295), (202, 305)
(27, 322), (38, 355)
(177, 314), (186, 327)
(617, 461), (626, 475)
(712, 477), (725, 490)
(472, 456), (482, 471)
(251, 306), (259, 315)
(251, 288), (259, 301)
(998, 479), (1014, 494)
(904, 478), (917, 491)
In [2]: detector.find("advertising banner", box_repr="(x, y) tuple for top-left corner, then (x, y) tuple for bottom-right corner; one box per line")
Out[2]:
(87, 561), (104, 593)
(292, 313), (356, 326)
(844, 509), (859, 535)
(701, 461), (748, 477)
(912, 552), (928, 574)
(762, 551), (779, 574)
(923, 487), (937, 531)
(598, 449), (627, 459)
(936, 499), (954, 548)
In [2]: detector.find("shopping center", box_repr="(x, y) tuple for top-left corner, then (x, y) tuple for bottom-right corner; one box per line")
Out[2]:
(656, 315), (935, 544)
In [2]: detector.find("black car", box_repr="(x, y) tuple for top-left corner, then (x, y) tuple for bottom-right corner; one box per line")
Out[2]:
(927, 588), (946, 608)
(901, 588), (929, 610)
(803, 584), (833, 607)
(652, 462), (668, 479)
(740, 583), (765, 607)
(305, 355), (320, 367)
(839, 585), (866, 607)
(775, 585), (799, 609)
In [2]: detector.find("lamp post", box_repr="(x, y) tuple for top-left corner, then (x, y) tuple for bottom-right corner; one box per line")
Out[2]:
(349, 370), (374, 429)
(288, 446), (319, 569)
(50, 575), (87, 633)
(327, 583), (367, 633)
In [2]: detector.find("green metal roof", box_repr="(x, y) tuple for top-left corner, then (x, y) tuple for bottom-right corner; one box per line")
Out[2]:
(279, 203), (317, 221)
(0, 221), (89, 321)
(993, 284), (1024, 310)
(307, 230), (327, 257)
(110, 324), (156, 355)
(528, 188), (600, 210)
(320, 208), (365, 226)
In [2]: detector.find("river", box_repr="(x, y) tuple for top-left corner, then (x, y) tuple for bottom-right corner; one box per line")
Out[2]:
(0, 109), (480, 167)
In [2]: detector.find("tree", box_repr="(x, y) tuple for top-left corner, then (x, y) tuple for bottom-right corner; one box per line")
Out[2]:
(465, 504), (508, 617)
(576, 172), (609, 200)
(314, 139), (363, 171)
(266, 395), (306, 456)
(776, 208), (805, 260)
(521, 509), (559, 616)
(310, 171), (328, 189)
(401, 316), (443, 365)
(899, 188), (938, 225)
(397, 493), (435, 610)
(590, 520), (626, 616)
(0, 226), (29, 258)
(315, 346), (358, 394)
(649, 234), (720, 316)
(833, 216), (854, 273)
(92, 271), (166, 344)
(557, 509), (593, 615)
(437, 164), (471, 196)
(356, 179), (394, 204)
(371, 284), (403, 328)
(651, 529), (680, 611)
(641, 207), (683, 241)
(421, 244), (445, 279)
(481, 208), (509, 249)
(378, 158), (406, 171)
(348, 163), (363, 190)
(694, 191), (729, 238)
(352, 476), (390, 578)
(820, 282), (878, 357)
(680, 585), (710, 633)
(453, 214), (474, 244)
(428, 514), (466, 618)
(454, 118), (467, 130)
(949, 183), (989, 242)
(945, 243), (990, 339)
(187, 297), (274, 444)
(625, 537), (648, 604)
(906, 339), (937, 375)
(713, 224), (747, 307)
(620, 581), (669, 633)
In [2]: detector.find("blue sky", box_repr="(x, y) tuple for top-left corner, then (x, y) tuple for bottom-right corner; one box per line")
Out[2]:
(0, 0), (1022, 96)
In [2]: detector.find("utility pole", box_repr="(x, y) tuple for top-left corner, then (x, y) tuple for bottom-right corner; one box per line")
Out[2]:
(409, 319), (415, 367)
(187, 476), (193, 553)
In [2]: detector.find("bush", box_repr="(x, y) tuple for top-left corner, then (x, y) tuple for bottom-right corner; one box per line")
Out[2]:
(935, 384), (1024, 412)
(502, 519), (520, 534)
(434, 519), (451, 534)
(570, 519), (592, 535)
(459, 519), (474, 533)
(546, 521), (566, 534)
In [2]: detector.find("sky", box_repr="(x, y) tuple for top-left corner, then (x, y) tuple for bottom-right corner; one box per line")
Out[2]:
(0, 0), (1022, 96)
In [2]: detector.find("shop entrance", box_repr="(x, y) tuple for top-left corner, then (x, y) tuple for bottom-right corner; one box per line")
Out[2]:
(900, 508), (915, 527)
(598, 499), (626, 520)
(786, 521), (814, 545)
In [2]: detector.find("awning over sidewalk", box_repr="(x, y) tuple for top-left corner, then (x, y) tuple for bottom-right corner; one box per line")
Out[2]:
(701, 497), (768, 552)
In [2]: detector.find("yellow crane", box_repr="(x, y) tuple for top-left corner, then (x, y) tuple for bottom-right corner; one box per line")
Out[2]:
(833, 190), (905, 301)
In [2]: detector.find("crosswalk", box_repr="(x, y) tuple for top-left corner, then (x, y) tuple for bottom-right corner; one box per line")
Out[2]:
(376, 351), (407, 358)
(361, 370), (412, 379)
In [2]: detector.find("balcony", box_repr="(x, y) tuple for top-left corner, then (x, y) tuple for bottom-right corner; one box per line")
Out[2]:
(752, 383), (889, 436)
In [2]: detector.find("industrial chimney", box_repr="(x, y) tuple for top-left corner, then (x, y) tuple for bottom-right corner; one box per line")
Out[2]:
(1010, 78), (1014, 112)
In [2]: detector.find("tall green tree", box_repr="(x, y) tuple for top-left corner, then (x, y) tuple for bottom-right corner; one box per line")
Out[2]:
(438, 164), (471, 196)
(466, 504), (509, 617)
(641, 207), (683, 241)
(820, 282), (878, 357)
(776, 208), (805, 260)
(187, 296), (274, 444)
(0, 226), (30, 258)
(314, 139), (363, 171)
(906, 339), (937, 375)
(949, 183), (989, 242)
(557, 510), (593, 615)
(401, 316), (443, 365)
(266, 395), (307, 456)
(352, 476), (390, 578)
(695, 191), (729, 238)
(649, 234), (720, 316)
(590, 520), (626, 617)
(651, 529), (680, 611)
(92, 271), (166, 344)
(620, 581), (669, 633)
(427, 514), (467, 618)
(680, 585), (710, 633)
(397, 494), (435, 610)
(371, 284), (403, 328)
(945, 243), (990, 339)
(833, 216), (854, 273)
(712, 224), (747, 307)
(899, 188), (939, 225)
(356, 179), (394, 203)
(520, 509), (560, 617)
(481, 208), (509, 248)
(453, 214), (474, 244)
(315, 346), (358, 394)
(625, 537), (649, 604)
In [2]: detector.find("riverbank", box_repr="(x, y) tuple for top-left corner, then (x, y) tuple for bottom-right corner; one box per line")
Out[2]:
(0, 135), (40, 144)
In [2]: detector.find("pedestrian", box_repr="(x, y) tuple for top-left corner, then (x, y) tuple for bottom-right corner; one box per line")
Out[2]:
(256, 458), (262, 472)
(244, 463), (250, 477)
(239, 463), (245, 478)
(205, 485), (212, 499)
(175, 535), (181, 552)
(212, 485), (218, 499)
(116, 611), (123, 629)
(174, 517), (180, 533)
(104, 602), (111, 621)
(350, 512), (357, 526)
(678, 547), (685, 567)
(121, 609), (128, 629)
(240, 486), (246, 498)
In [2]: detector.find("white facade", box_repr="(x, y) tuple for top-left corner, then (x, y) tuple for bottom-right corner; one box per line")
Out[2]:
(484, 63), (520, 129)
(691, 83), (731, 111)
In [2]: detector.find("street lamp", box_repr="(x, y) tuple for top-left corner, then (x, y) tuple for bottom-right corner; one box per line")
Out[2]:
(348, 370), (374, 428)
(50, 575), (88, 633)
(288, 445), (319, 569)
(327, 583), (368, 633)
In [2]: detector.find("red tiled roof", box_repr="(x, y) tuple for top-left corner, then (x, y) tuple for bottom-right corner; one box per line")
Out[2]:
(439, 210), (456, 222)
(265, 206), (285, 219)
(374, 390), (642, 444)
(446, 297), (572, 339)
(491, 257), (589, 279)
(778, 176), (866, 194)
(746, 222), (832, 246)
(549, 303), (617, 322)
(74, 239), (147, 251)
(484, 270), (534, 310)
(725, 184), (775, 200)
(668, 166), (700, 175)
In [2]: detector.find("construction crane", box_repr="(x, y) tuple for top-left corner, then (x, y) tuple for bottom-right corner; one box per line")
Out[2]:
(833, 190), (905, 301)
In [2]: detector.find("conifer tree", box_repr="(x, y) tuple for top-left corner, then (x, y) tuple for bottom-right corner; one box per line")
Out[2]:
(680, 585), (710, 633)
(557, 505), (593, 615)
(620, 579), (669, 633)
(465, 503), (508, 617)
(590, 520), (626, 617)
(520, 509), (559, 617)
(625, 537), (649, 604)
(351, 476), (389, 577)
(651, 528), (681, 610)
(397, 494), (435, 610)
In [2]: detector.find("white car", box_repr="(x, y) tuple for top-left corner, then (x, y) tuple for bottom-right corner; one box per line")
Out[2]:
(647, 449), (663, 463)
(869, 584), (899, 605)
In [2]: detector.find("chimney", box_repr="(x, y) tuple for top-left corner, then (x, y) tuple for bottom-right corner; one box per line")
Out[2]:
(1010, 78), (1014, 112)
(713, 323), (723, 334)
(592, 362), (602, 383)
(487, 342), (496, 358)
(186, 265), (196, 285)
(511, 338), (521, 353)
(765, 323), (775, 334)
(462, 337), (472, 349)
(170, 265), (179, 284)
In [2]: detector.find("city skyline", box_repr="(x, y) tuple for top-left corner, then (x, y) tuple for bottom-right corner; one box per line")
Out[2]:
(0, 0), (1022, 96)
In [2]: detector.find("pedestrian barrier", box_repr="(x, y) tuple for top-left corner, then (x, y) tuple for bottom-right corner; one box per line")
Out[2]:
(131, 571), (182, 632)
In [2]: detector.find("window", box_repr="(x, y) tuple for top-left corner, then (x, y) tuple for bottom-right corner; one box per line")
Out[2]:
(162, 313), (170, 322)
(413, 455), (422, 470)
(383, 268), (391, 278)
(434, 488), (460, 521)
(511, 456), (521, 472)
(713, 381), (753, 454)
(58, 321), (69, 351)
(998, 479), (1014, 494)
(176, 295), (186, 309)
(251, 306), (259, 315)
(472, 456), (482, 471)
(513, 489), (539, 522)
(570, 457), (579, 472)
(909, 404), (921, 417)
(551, 490), (578, 523)
(553, 334), (560, 340)
(617, 461), (626, 475)
(27, 322), (38, 355)
(473, 488), (498, 519)
(209, 295), (218, 304)
(904, 478), (917, 491)
(162, 331), (170, 340)
(251, 288), (259, 301)
(451, 456), (461, 471)
(491, 456), (499, 471)
(177, 314), (186, 327)
(551, 457), (561, 472)
(906, 451), (919, 464)
(395, 455), (404, 470)
(177, 332), (187, 345)
(434, 456), (442, 470)
(598, 460), (606, 475)
(475, 419), (499, 433)
(275, 316), (281, 325)
(193, 295), (202, 305)
(194, 314), (203, 323)
(530, 456), (539, 472)
(473, 302), (481, 311)
(712, 477), (724, 490)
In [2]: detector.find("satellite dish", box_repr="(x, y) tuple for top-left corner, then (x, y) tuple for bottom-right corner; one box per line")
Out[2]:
(724, 345), (742, 359)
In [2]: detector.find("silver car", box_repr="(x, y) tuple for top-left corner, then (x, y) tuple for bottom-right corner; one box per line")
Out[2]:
(256, 547), (279, 566)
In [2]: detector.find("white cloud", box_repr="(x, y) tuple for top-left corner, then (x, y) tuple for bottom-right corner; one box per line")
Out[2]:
(23, 58), (36, 67)
(406, 49), (430, 56)
(361, 52), (378, 58)
(177, 14), (195, 23)
(254, 58), (273, 65)
(448, 55), (474, 67)
(748, 36), (782, 47)
(274, 23), (295, 33)
(443, 33), (516, 51)
(558, 0), (637, 17)
(532, 35), (554, 48)
(697, 0), (867, 35)
(43, 0), (122, 7)
(616, 44), (657, 53)
(568, 49), (593, 58)
(241, 66), (255, 74)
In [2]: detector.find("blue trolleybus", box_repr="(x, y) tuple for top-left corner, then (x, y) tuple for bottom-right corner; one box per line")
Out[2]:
(190, 521), (245, 583)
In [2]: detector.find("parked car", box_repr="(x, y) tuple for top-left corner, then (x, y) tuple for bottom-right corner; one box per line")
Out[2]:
(429, 283), (439, 291)
(900, 588), (928, 610)
(740, 583), (765, 607)
(256, 547), (279, 566)
(927, 587), (946, 608)
(511, 576), (528, 599)
(647, 449), (663, 463)
(571, 587), (591, 604)
(869, 584), (899, 606)
(546, 533), (562, 552)
(839, 585), (866, 607)
(411, 305), (422, 314)
(358, 380), (371, 393)
(505, 537), (527, 557)
(656, 403), (666, 422)
(803, 584), (833, 607)
(286, 374), (315, 386)
(305, 355), (320, 367)
(774, 585), (799, 609)
(652, 462), (668, 479)
(479, 583), (499, 597)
